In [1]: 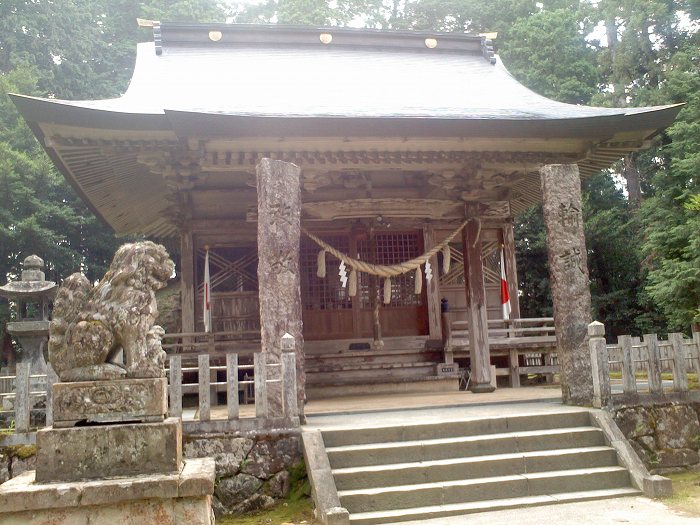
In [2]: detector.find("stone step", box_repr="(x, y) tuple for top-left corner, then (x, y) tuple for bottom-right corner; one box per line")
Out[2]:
(332, 446), (619, 490)
(305, 350), (442, 368)
(326, 427), (606, 468)
(322, 410), (591, 447)
(306, 362), (438, 387)
(346, 487), (642, 525)
(338, 466), (632, 514)
(306, 376), (458, 400)
(305, 336), (429, 355)
(306, 360), (438, 376)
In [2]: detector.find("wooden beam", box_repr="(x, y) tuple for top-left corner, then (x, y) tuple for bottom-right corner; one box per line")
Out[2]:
(180, 227), (195, 335)
(462, 205), (495, 393)
(422, 222), (442, 340)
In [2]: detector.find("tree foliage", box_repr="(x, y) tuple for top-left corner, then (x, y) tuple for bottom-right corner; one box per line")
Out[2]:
(0, 0), (228, 342)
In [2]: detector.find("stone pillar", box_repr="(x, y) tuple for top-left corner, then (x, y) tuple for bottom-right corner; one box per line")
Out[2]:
(540, 164), (594, 405)
(462, 206), (494, 393)
(502, 220), (521, 319)
(422, 222), (442, 340)
(256, 158), (304, 416)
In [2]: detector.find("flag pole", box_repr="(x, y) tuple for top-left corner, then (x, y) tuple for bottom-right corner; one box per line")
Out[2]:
(500, 245), (511, 321)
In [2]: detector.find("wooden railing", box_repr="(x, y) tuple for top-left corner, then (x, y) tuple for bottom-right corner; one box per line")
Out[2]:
(589, 321), (700, 407)
(444, 314), (556, 350)
(442, 314), (558, 387)
(161, 330), (260, 355)
(1, 333), (300, 440)
(168, 350), (300, 433)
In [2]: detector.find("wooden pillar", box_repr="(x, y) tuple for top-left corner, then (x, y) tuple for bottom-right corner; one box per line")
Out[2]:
(422, 222), (442, 340)
(462, 205), (494, 393)
(180, 227), (195, 337)
(540, 164), (594, 405)
(502, 220), (521, 319)
(256, 158), (304, 417)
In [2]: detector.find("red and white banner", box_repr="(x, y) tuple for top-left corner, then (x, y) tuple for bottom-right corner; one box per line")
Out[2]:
(500, 247), (511, 320)
(203, 248), (212, 333)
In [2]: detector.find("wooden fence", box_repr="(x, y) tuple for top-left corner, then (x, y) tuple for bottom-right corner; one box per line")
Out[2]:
(589, 321), (700, 407)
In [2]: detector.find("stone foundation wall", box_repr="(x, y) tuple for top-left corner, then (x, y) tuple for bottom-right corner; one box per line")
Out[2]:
(2, 430), (307, 518)
(183, 430), (306, 517)
(612, 403), (700, 473)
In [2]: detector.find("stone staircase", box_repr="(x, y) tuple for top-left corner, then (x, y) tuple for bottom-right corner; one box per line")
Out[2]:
(319, 410), (640, 524)
(305, 336), (457, 399)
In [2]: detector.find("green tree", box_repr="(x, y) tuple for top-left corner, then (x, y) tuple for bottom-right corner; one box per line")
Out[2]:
(499, 8), (599, 104)
(639, 47), (700, 330)
(0, 0), (230, 344)
(515, 206), (552, 318)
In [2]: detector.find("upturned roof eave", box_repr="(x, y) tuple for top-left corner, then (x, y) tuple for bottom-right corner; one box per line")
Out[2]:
(9, 93), (683, 141)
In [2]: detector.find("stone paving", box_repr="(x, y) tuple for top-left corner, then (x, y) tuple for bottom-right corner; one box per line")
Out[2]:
(394, 495), (700, 525)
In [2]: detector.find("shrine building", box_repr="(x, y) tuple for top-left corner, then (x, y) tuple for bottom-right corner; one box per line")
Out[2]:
(11, 23), (681, 404)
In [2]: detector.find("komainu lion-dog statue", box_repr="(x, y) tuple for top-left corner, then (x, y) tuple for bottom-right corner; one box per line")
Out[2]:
(48, 241), (175, 382)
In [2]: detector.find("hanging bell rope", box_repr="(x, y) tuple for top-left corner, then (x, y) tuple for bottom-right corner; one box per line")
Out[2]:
(414, 266), (422, 295)
(302, 218), (469, 279)
(317, 249), (327, 278)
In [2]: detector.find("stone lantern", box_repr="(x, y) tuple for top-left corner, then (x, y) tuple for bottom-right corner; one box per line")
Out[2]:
(0, 255), (58, 376)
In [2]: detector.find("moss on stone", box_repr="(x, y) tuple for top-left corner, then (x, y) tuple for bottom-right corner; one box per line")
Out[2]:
(287, 461), (310, 502)
(1, 444), (37, 460)
(288, 460), (306, 485)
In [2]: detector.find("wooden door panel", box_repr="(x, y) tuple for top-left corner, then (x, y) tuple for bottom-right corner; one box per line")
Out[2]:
(302, 310), (354, 341)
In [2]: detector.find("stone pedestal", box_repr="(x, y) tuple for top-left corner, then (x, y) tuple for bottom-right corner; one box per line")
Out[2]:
(36, 417), (182, 482)
(0, 458), (215, 525)
(540, 164), (594, 405)
(52, 377), (167, 427)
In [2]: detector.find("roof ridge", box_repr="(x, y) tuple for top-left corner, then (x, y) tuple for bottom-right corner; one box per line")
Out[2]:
(153, 22), (489, 59)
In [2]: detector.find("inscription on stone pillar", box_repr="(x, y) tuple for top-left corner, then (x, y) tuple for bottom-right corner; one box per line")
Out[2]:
(540, 164), (594, 405)
(256, 158), (305, 416)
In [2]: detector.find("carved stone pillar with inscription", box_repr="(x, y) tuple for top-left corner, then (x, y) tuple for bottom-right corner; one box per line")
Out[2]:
(256, 158), (305, 417)
(540, 164), (594, 405)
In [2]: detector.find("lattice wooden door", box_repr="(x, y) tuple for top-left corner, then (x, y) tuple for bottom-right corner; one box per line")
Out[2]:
(356, 231), (428, 337)
(300, 230), (428, 340)
(300, 235), (354, 340)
